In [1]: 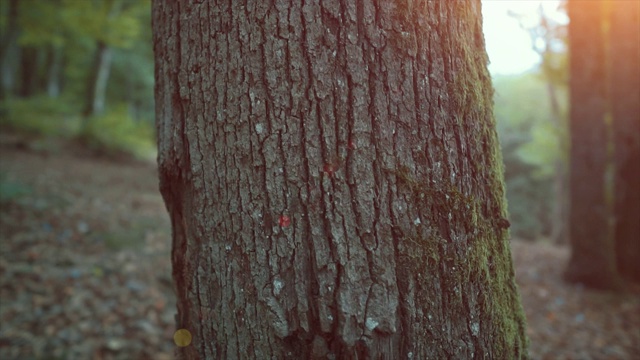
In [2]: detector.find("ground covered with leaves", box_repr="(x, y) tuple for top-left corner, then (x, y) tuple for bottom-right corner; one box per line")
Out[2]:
(1, 136), (638, 359)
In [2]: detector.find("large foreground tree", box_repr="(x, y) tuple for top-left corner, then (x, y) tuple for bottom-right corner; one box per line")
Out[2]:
(153, 1), (527, 358)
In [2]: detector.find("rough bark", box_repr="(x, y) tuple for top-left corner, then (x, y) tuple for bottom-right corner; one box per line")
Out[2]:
(153, 0), (528, 358)
(610, 0), (640, 283)
(565, 0), (619, 289)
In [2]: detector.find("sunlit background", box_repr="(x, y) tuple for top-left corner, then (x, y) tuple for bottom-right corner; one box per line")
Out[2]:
(483, 0), (567, 74)
(480, 0), (570, 242)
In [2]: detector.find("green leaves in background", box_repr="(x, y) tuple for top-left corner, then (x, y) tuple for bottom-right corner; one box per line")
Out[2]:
(17, 0), (148, 49)
(1, 95), (80, 136)
(517, 121), (565, 178)
(494, 72), (568, 240)
(0, 0), (155, 159)
(80, 104), (156, 160)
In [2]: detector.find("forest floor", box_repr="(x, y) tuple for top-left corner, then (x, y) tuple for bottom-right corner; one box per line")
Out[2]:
(0, 132), (639, 360)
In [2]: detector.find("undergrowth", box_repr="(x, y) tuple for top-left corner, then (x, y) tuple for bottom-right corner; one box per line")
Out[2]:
(1, 97), (155, 161)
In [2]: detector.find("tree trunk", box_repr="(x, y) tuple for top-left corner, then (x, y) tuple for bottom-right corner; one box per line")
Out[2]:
(544, 60), (568, 246)
(153, 1), (528, 358)
(81, 0), (124, 121)
(610, 0), (640, 284)
(550, 159), (568, 244)
(565, 0), (620, 290)
(510, 8), (569, 245)
(0, 0), (19, 100)
(82, 40), (113, 119)
(540, 18), (568, 246)
(46, 45), (63, 98)
(18, 46), (41, 98)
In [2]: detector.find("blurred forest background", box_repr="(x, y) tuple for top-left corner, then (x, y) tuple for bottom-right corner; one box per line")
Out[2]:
(0, 0), (155, 159)
(0, 0), (569, 242)
(1, 1), (638, 359)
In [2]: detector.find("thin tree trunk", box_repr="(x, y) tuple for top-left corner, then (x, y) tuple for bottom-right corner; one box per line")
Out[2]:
(153, 1), (528, 358)
(46, 45), (63, 98)
(565, 0), (620, 290)
(81, 0), (122, 122)
(538, 12), (568, 246)
(610, 0), (640, 283)
(510, 8), (568, 244)
(82, 41), (113, 120)
(18, 46), (40, 98)
(0, 0), (19, 100)
(547, 81), (568, 245)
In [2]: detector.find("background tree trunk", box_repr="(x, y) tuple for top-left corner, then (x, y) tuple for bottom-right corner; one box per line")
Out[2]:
(610, 0), (640, 284)
(18, 46), (41, 98)
(81, 0), (122, 121)
(565, 0), (619, 290)
(45, 45), (63, 99)
(538, 13), (568, 246)
(0, 0), (19, 100)
(82, 41), (113, 119)
(153, 1), (528, 358)
(544, 52), (568, 246)
(509, 7), (569, 245)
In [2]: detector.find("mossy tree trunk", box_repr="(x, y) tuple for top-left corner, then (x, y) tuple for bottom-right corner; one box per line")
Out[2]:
(153, 0), (528, 358)
(565, 0), (620, 290)
(610, 0), (640, 284)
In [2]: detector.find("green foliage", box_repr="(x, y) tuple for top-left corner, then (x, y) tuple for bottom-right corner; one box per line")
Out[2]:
(539, 50), (568, 87)
(61, 0), (149, 49)
(516, 121), (563, 178)
(494, 73), (568, 240)
(1, 0), (155, 160)
(0, 96), (81, 136)
(0, 97), (155, 159)
(108, 45), (155, 122)
(16, 0), (148, 49)
(495, 73), (554, 128)
(80, 105), (155, 160)
(494, 73), (567, 177)
(17, 0), (67, 47)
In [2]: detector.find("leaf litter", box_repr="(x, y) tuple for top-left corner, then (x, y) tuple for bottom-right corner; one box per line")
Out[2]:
(0, 140), (638, 359)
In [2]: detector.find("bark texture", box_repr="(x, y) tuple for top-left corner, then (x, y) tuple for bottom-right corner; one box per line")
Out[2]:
(610, 0), (640, 283)
(565, 0), (619, 289)
(153, 0), (528, 358)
